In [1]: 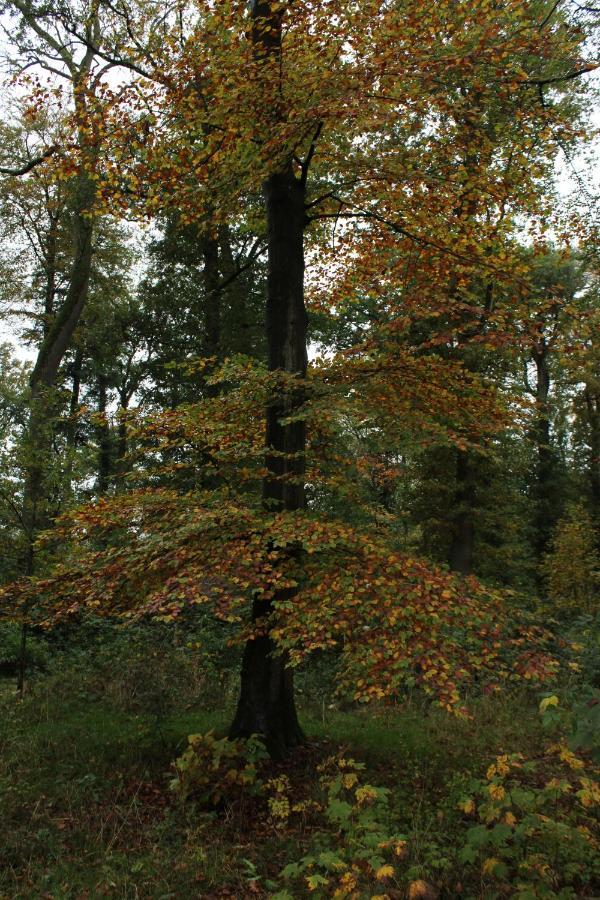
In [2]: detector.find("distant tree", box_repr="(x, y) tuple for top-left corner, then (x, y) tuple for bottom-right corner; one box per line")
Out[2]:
(542, 504), (600, 615)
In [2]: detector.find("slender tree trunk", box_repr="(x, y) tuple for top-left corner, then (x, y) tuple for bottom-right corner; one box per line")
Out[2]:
(96, 374), (112, 495)
(202, 232), (222, 361)
(17, 172), (95, 694)
(584, 386), (600, 506)
(115, 389), (131, 477)
(584, 384), (600, 537)
(66, 347), (84, 449)
(42, 216), (59, 331)
(449, 449), (476, 575)
(531, 340), (556, 561)
(200, 230), (223, 398)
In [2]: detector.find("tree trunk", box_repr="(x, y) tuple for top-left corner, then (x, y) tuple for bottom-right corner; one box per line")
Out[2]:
(29, 174), (94, 394)
(230, 161), (307, 755)
(115, 388), (132, 477)
(584, 384), (600, 539)
(96, 374), (112, 495)
(202, 231), (222, 361)
(22, 175), (94, 533)
(531, 340), (557, 561)
(229, 0), (311, 757)
(66, 347), (84, 449)
(448, 449), (476, 575)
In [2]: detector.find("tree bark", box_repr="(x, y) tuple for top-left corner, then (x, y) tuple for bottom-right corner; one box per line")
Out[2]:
(229, 2), (309, 758)
(65, 347), (84, 448)
(230, 165), (307, 758)
(202, 231), (222, 360)
(584, 384), (600, 535)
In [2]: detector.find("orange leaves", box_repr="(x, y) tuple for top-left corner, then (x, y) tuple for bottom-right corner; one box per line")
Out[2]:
(0, 462), (563, 708)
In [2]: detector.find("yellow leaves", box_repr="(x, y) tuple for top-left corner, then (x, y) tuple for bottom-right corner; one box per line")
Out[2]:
(333, 871), (359, 897)
(458, 798), (475, 815)
(355, 785), (378, 805)
(407, 879), (438, 899)
(544, 777), (572, 794)
(482, 857), (501, 876)
(394, 839), (409, 859)
(503, 811), (517, 827)
(375, 864), (395, 880)
(539, 695), (559, 713)
(557, 747), (585, 771)
(577, 778), (600, 809)
(488, 783), (505, 802)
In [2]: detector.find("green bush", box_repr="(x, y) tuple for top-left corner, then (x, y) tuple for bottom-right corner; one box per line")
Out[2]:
(455, 745), (600, 898)
(170, 730), (268, 805)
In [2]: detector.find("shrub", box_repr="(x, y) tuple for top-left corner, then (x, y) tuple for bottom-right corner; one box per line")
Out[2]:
(170, 731), (268, 806)
(456, 745), (600, 898)
(273, 755), (405, 899)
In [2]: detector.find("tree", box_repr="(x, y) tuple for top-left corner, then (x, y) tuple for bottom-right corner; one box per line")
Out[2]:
(1, 0), (596, 751)
(542, 504), (600, 615)
(1, 0), (110, 576)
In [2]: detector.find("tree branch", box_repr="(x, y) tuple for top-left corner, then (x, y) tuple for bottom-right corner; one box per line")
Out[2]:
(0, 145), (58, 177)
(526, 64), (598, 87)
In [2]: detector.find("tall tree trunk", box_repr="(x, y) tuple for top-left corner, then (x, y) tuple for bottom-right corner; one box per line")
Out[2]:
(230, 165), (307, 758)
(96, 374), (112, 495)
(22, 172), (95, 549)
(202, 231), (222, 361)
(42, 215), (59, 332)
(584, 384), (600, 537)
(115, 389), (131, 477)
(66, 346), (84, 449)
(448, 449), (476, 575)
(229, 1), (309, 758)
(531, 339), (557, 561)
(200, 229), (222, 398)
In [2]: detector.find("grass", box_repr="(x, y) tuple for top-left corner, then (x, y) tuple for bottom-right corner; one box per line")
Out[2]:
(0, 668), (597, 899)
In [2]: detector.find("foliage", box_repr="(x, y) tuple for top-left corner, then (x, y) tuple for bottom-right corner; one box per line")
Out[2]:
(274, 755), (405, 898)
(455, 743), (600, 898)
(1, 466), (567, 711)
(0, 623), (49, 677)
(1, 642), (598, 898)
(542, 505), (600, 616)
(538, 684), (600, 766)
(170, 731), (268, 806)
(0, 0), (598, 891)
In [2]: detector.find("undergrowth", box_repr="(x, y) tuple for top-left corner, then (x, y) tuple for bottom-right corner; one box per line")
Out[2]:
(0, 635), (598, 899)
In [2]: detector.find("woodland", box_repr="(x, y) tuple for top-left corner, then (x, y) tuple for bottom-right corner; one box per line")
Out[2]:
(0, 0), (599, 897)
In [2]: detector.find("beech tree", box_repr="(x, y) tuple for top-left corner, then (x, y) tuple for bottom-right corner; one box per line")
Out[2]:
(1, 0), (597, 753)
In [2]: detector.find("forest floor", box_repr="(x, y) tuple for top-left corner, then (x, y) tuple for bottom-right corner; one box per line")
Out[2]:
(0, 655), (598, 900)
